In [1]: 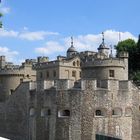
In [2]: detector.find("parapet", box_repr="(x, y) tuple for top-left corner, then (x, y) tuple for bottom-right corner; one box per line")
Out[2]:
(37, 56), (49, 63)
(34, 79), (133, 92)
(118, 51), (129, 58)
(36, 79), (75, 91)
(81, 79), (132, 91)
(82, 58), (126, 68)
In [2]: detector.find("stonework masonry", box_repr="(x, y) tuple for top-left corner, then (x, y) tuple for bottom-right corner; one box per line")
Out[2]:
(0, 38), (140, 140)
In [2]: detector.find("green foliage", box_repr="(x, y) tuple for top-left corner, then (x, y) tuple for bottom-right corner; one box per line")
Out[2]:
(115, 37), (140, 85)
(0, 12), (3, 18)
(115, 39), (136, 53)
(0, 12), (2, 28)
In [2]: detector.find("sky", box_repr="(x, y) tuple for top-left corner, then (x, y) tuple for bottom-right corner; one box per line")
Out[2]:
(0, 0), (139, 64)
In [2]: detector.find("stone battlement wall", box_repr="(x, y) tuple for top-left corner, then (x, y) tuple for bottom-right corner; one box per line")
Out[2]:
(30, 79), (132, 92)
(0, 69), (25, 76)
(82, 58), (126, 68)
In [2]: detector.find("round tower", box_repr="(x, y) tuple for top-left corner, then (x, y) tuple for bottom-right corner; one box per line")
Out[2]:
(0, 59), (36, 101)
(81, 35), (129, 81)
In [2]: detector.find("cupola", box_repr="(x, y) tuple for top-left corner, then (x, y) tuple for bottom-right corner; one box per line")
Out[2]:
(67, 37), (77, 58)
(98, 32), (109, 57)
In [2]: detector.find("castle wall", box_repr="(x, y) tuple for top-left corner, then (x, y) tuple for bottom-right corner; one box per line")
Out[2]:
(0, 82), (31, 140)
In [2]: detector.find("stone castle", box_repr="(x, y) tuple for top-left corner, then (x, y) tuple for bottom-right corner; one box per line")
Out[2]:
(0, 35), (140, 140)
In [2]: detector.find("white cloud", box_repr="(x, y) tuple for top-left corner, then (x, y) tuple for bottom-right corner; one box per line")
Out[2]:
(0, 28), (18, 37)
(64, 30), (138, 52)
(35, 41), (65, 55)
(0, 46), (19, 62)
(0, 28), (59, 41)
(19, 31), (58, 41)
(0, 7), (10, 14)
(35, 29), (137, 58)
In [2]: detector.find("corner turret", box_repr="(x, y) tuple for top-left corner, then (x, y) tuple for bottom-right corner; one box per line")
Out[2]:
(0, 56), (6, 69)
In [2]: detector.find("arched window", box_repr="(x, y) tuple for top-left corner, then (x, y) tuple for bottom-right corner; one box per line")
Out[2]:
(58, 110), (70, 117)
(96, 110), (102, 116)
(29, 108), (35, 117)
(95, 108), (106, 117)
(112, 108), (122, 117)
(73, 61), (76, 66)
(125, 108), (132, 117)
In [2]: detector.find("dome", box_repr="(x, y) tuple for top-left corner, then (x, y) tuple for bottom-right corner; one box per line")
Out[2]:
(67, 46), (77, 52)
(98, 42), (108, 50)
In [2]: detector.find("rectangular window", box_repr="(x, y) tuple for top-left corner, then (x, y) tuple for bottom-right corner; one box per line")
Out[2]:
(79, 71), (81, 77)
(109, 70), (115, 77)
(53, 70), (56, 77)
(72, 71), (76, 77)
(40, 72), (43, 79)
(46, 71), (49, 78)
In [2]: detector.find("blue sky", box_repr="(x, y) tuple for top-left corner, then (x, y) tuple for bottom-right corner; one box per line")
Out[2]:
(0, 0), (139, 64)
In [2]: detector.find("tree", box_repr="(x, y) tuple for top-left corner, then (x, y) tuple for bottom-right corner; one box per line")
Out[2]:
(115, 37), (140, 84)
(0, 12), (3, 28)
(115, 39), (136, 53)
(0, 0), (3, 28)
(115, 39), (137, 72)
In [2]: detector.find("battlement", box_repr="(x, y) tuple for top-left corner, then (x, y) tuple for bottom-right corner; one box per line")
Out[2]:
(35, 79), (75, 91)
(35, 60), (59, 69)
(29, 79), (133, 92)
(82, 58), (126, 68)
(0, 69), (25, 76)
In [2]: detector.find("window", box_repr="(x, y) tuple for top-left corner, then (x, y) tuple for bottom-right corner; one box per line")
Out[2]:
(73, 61), (76, 66)
(41, 108), (51, 117)
(20, 78), (23, 83)
(125, 108), (132, 117)
(112, 108), (122, 117)
(77, 60), (80, 66)
(48, 109), (51, 116)
(41, 109), (46, 117)
(58, 110), (70, 117)
(96, 110), (102, 116)
(46, 71), (49, 78)
(72, 71), (76, 77)
(10, 89), (14, 95)
(53, 70), (56, 77)
(39, 72), (43, 79)
(79, 71), (81, 77)
(109, 70), (115, 77)
(96, 134), (122, 140)
(29, 108), (35, 117)
(95, 108), (106, 117)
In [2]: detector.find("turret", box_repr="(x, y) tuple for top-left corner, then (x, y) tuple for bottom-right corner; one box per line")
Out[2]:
(37, 56), (49, 63)
(98, 32), (109, 57)
(67, 37), (77, 58)
(0, 56), (6, 69)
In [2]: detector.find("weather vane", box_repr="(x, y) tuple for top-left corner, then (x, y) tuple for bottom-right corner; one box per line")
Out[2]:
(71, 36), (73, 47)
